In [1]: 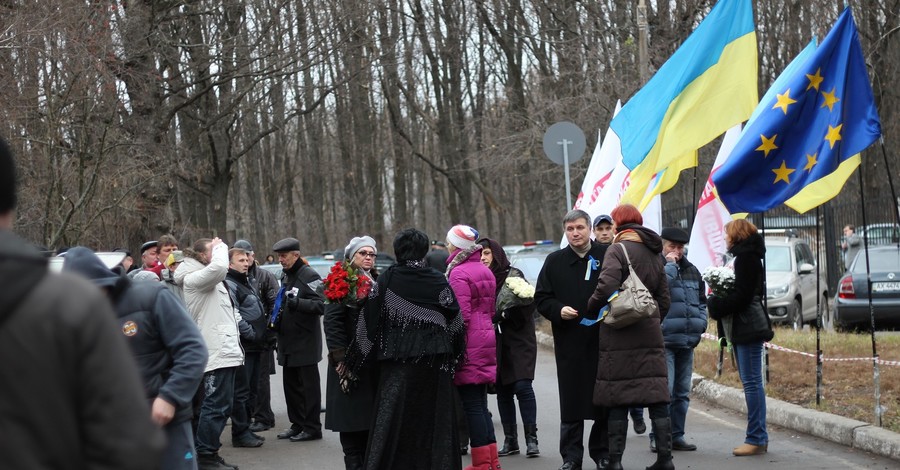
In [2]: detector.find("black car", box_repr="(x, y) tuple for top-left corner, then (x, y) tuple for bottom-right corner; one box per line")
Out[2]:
(832, 245), (900, 331)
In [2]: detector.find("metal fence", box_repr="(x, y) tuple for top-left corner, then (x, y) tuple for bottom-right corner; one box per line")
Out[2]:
(663, 196), (900, 293)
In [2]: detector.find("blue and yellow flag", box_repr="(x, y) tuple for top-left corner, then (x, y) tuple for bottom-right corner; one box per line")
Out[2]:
(713, 8), (882, 214)
(613, 0), (757, 204)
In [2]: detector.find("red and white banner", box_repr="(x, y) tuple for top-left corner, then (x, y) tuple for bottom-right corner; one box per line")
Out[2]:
(574, 101), (622, 211)
(687, 125), (742, 273)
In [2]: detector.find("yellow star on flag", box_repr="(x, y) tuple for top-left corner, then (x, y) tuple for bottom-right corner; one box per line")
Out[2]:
(806, 68), (824, 91)
(756, 134), (778, 157)
(821, 87), (840, 111)
(804, 153), (818, 172)
(772, 161), (796, 184)
(772, 89), (797, 114)
(825, 124), (843, 148)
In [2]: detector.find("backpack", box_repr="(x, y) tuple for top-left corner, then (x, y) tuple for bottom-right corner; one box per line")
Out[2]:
(603, 243), (658, 329)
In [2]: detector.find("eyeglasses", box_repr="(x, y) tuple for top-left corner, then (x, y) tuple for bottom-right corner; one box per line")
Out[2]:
(357, 251), (376, 259)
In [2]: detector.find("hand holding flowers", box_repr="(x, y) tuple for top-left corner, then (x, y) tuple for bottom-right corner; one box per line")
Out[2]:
(702, 266), (735, 297)
(496, 276), (535, 313)
(321, 261), (372, 307)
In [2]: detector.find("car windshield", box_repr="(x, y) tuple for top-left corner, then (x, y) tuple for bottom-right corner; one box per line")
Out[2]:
(764, 246), (792, 272)
(511, 256), (545, 283)
(851, 249), (900, 273)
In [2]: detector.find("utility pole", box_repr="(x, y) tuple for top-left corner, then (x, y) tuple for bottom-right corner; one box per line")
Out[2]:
(637, 0), (650, 83)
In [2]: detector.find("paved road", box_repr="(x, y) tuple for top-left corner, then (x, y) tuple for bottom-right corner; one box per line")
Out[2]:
(219, 340), (897, 469)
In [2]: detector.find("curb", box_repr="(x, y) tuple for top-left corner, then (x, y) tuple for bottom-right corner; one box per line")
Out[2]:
(535, 329), (900, 461)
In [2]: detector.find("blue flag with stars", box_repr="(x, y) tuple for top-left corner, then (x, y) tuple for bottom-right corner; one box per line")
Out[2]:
(712, 8), (881, 214)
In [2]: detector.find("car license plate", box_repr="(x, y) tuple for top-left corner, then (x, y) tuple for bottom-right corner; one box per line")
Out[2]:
(872, 282), (900, 292)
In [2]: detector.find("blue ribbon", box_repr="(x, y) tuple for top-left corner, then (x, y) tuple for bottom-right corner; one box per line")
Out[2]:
(269, 286), (285, 329)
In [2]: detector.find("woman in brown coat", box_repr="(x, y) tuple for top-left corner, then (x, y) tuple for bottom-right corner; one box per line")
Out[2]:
(586, 204), (673, 470)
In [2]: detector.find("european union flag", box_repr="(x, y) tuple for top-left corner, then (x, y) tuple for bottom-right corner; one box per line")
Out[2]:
(712, 8), (881, 214)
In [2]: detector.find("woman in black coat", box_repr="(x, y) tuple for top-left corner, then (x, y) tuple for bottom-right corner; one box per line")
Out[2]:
(477, 238), (540, 458)
(586, 204), (672, 470)
(707, 219), (773, 457)
(324, 236), (379, 470)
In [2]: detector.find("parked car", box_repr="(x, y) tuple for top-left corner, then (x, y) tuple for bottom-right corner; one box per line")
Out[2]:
(763, 235), (829, 330)
(832, 245), (900, 331)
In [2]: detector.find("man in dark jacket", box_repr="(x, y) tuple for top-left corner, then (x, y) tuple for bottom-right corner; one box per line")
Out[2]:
(225, 247), (268, 448)
(235, 239), (280, 432)
(0, 137), (164, 469)
(272, 237), (326, 442)
(535, 210), (609, 470)
(63, 247), (210, 469)
(651, 228), (707, 453)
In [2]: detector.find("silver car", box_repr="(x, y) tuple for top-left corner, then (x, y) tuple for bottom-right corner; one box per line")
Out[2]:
(764, 237), (829, 330)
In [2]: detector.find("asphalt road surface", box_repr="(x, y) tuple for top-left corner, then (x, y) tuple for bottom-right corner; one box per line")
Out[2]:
(219, 338), (897, 469)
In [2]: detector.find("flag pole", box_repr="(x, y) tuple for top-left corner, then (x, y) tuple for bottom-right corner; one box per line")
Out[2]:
(815, 206), (824, 405)
(856, 167), (882, 427)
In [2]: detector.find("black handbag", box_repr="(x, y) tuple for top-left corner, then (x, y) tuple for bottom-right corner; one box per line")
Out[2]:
(733, 295), (775, 343)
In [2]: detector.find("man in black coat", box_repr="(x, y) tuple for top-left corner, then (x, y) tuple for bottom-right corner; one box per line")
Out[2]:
(535, 210), (609, 470)
(272, 237), (326, 442)
(63, 247), (210, 469)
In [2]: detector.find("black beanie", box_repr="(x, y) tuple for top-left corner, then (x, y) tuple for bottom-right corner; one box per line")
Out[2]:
(0, 137), (16, 213)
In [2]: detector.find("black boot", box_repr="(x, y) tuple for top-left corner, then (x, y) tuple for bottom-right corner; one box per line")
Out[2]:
(523, 424), (540, 457)
(607, 420), (627, 470)
(197, 452), (239, 470)
(344, 454), (364, 470)
(646, 418), (674, 470)
(498, 424), (520, 456)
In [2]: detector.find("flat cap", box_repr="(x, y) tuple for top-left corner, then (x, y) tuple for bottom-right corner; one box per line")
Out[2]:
(140, 240), (158, 254)
(593, 214), (613, 227)
(234, 239), (254, 252)
(660, 227), (690, 244)
(272, 237), (300, 252)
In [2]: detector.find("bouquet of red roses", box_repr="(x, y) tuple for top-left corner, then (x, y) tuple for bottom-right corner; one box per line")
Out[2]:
(321, 261), (372, 306)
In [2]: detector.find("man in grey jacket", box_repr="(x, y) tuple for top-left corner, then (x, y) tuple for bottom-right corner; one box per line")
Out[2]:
(63, 247), (209, 469)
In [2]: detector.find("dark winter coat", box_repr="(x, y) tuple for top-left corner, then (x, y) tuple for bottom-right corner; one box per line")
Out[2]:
(277, 258), (325, 367)
(586, 225), (671, 409)
(226, 269), (269, 351)
(707, 232), (771, 345)
(495, 268), (537, 385)
(535, 241), (608, 421)
(0, 230), (165, 469)
(661, 256), (708, 349)
(324, 296), (377, 432)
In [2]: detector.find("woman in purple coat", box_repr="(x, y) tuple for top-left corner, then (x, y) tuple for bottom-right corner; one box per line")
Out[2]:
(446, 224), (499, 470)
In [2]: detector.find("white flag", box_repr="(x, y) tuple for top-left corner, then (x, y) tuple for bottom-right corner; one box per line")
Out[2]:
(687, 125), (742, 273)
(574, 101), (622, 210)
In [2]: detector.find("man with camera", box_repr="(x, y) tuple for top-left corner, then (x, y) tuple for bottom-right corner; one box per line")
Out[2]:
(272, 238), (326, 442)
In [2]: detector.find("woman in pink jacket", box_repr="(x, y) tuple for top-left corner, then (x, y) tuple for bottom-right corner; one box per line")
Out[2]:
(446, 224), (499, 470)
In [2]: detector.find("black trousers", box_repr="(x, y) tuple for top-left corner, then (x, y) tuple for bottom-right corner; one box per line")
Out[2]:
(283, 364), (321, 433)
(559, 407), (609, 465)
(339, 430), (368, 458)
(252, 349), (276, 426)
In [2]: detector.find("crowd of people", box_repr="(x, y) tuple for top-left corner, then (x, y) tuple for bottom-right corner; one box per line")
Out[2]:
(1, 136), (774, 470)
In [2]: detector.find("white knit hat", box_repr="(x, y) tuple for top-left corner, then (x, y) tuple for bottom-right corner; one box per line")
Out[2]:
(446, 225), (479, 250)
(344, 235), (377, 260)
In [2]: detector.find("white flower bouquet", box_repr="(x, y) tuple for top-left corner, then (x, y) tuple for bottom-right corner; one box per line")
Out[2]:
(496, 276), (535, 312)
(701, 266), (735, 297)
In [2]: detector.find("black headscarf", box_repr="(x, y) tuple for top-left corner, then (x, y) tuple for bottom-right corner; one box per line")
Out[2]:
(478, 238), (511, 288)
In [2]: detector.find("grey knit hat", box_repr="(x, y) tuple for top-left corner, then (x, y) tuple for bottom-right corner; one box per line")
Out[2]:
(344, 236), (377, 260)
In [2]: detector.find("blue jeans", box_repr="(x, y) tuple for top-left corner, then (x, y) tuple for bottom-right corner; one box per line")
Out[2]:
(734, 342), (768, 446)
(667, 347), (694, 440)
(457, 384), (496, 447)
(496, 379), (537, 426)
(195, 367), (237, 455)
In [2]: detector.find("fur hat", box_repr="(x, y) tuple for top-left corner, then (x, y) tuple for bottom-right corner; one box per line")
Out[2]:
(344, 236), (377, 260)
(446, 225), (479, 250)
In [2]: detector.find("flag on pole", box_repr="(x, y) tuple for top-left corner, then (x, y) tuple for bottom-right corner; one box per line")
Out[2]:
(688, 40), (818, 272)
(574, 101), (622, 210)
(713, 8), (882, 214)
(612, 0), (758, 204)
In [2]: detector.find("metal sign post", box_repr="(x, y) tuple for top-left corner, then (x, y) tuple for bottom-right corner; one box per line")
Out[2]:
(543, 122), (586, 212)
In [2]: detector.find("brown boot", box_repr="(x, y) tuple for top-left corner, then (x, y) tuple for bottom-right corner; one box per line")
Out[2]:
(732, 443), (767, 456)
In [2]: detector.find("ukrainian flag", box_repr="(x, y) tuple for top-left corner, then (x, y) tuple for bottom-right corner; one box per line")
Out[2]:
(712, 8), (881, 214)
(613, 0), (758, 205)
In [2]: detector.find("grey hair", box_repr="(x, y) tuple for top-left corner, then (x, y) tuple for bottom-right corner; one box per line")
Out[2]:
(562, 209), (591, 227)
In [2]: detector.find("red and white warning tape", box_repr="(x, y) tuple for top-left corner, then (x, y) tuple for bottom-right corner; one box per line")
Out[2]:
(700, 332), (900, 366)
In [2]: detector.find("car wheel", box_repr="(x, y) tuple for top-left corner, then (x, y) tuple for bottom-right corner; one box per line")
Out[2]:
(789, 299), (802, 331)
(817, 294), (829, 329)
